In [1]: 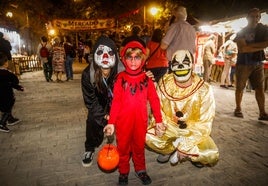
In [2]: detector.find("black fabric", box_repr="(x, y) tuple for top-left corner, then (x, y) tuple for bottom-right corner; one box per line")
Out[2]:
(0, 38), (12, 60)
(0, 69), (22, 112)
(251, 23), (267, 61)
(64, 42), (76, 58)
(121, 35), (146, 48)
(43, 59), (53, 80)
(0, 112), (10, 127)
(81, 65), (112, 151)
(85, 116), (105, 151)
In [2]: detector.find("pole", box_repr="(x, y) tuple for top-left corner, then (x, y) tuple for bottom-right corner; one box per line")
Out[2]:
(153, 17), (155, 30)
(144, 6), (146, 26)
(25, 10), (30, 55)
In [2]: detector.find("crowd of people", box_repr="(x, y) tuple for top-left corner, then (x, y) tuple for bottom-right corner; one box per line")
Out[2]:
(79, 6), (267, 186)
(0, 5), (267, 186)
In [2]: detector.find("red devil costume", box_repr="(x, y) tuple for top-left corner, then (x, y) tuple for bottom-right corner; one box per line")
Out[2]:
(108, 41), (162, 176)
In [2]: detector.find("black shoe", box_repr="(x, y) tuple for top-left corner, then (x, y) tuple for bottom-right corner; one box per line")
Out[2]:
(0, 125), (10, 133)
(191, 161), (205, 168)
(220, 85), (228, 89)
(7, 117), (21, 126)
(135, 171), (152, 185)
(258, 114), (268, 121)
(118, 174), (128, 185)
(82, 151), (94, 167)
(49, 79), (53, 82)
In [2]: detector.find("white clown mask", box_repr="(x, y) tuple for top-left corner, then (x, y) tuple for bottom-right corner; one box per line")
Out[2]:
(170, 50), (193, 83)
(94, 45), (116, 68)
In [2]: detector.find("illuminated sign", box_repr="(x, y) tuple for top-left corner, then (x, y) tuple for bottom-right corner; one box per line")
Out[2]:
(53, 19), (115, 30)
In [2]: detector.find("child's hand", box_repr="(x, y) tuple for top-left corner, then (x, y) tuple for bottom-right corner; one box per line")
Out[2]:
(145, 70), (155, 82)
(155, 122), (166, 137)
(103, 124), (115, 136)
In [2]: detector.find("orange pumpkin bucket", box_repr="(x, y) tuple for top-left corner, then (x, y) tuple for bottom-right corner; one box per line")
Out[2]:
(97, 144), (119, 172)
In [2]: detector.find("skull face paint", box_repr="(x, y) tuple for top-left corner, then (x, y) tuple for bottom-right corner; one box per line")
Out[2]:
(170, 50), (193, 83)
(94, 45), (116, 68)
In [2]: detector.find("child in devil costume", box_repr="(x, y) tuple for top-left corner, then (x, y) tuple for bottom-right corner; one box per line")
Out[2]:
(104, 41), (165, 185)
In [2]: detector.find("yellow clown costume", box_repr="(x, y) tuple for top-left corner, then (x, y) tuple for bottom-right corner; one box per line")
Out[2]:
(146, 50), (219, 166)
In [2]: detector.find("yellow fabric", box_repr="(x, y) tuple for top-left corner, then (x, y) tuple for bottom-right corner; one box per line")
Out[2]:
(146, 73), (219, 165)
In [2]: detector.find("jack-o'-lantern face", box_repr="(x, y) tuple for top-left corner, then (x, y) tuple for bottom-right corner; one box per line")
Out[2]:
(170, 50), (193, 83)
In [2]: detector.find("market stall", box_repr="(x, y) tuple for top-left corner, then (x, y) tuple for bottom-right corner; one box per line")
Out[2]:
(195, 10), (268, 90)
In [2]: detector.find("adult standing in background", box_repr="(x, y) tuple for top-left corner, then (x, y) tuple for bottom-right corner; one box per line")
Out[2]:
(233, 8), (268, 120)
(160, 5), (196, 63)
(37, 36), (53, 82)
(63, 36), (75, 81)
(202, 35), (216, 83)
(146, 28), (169, 83)
(219, 35), (238, 88)
(52, 38), (65, 83)
(121, 25), (145, 48)
(77, 41), (84, 63)
(0, 32), (13, 73)
(121, 25), (150, 59)
(83, 42), (91, 64)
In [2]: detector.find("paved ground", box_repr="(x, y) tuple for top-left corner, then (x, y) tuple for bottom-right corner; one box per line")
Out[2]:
(0, 62), (268, 186)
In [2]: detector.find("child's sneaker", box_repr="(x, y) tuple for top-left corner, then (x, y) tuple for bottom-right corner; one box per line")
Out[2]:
(7, 117), (21, 126)
(0, 125), (10, 133)
(135, 171), (152, 185)
(82, 151), (94, 167)
(118, 174), (128, 185)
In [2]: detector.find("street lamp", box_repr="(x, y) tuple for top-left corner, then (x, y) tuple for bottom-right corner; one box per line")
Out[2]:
(48, 29), (56, 36)
(6, 11), (13, 18)
(150, 7), (159, 30)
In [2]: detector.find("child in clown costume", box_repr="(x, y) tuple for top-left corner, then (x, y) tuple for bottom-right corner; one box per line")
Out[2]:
(146, 50), (219, 168)
(81, 36), (119, 167)
(104, 41), (165, 185)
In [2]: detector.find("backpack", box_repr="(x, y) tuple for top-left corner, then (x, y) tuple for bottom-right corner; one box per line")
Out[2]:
(40, 43), (49, 58)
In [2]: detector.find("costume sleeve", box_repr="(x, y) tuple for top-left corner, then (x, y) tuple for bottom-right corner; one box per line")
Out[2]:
(9, 72), (23, 91)
(81, 66), (106, 123)
(108, 76), (123, 125)
(147, 79), (162, 123)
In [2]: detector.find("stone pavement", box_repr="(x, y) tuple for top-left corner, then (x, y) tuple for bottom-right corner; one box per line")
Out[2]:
(0, 62), (268, 186)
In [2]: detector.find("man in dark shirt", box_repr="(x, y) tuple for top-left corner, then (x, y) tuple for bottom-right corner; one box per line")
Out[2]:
(234, 8), (268, 120)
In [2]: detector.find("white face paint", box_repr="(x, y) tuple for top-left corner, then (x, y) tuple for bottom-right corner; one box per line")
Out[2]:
(94, 45), (116, 68)
(170, 50), (193, 83)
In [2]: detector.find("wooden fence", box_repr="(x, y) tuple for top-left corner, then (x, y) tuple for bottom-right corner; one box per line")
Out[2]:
(12, 56), (42, 76)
